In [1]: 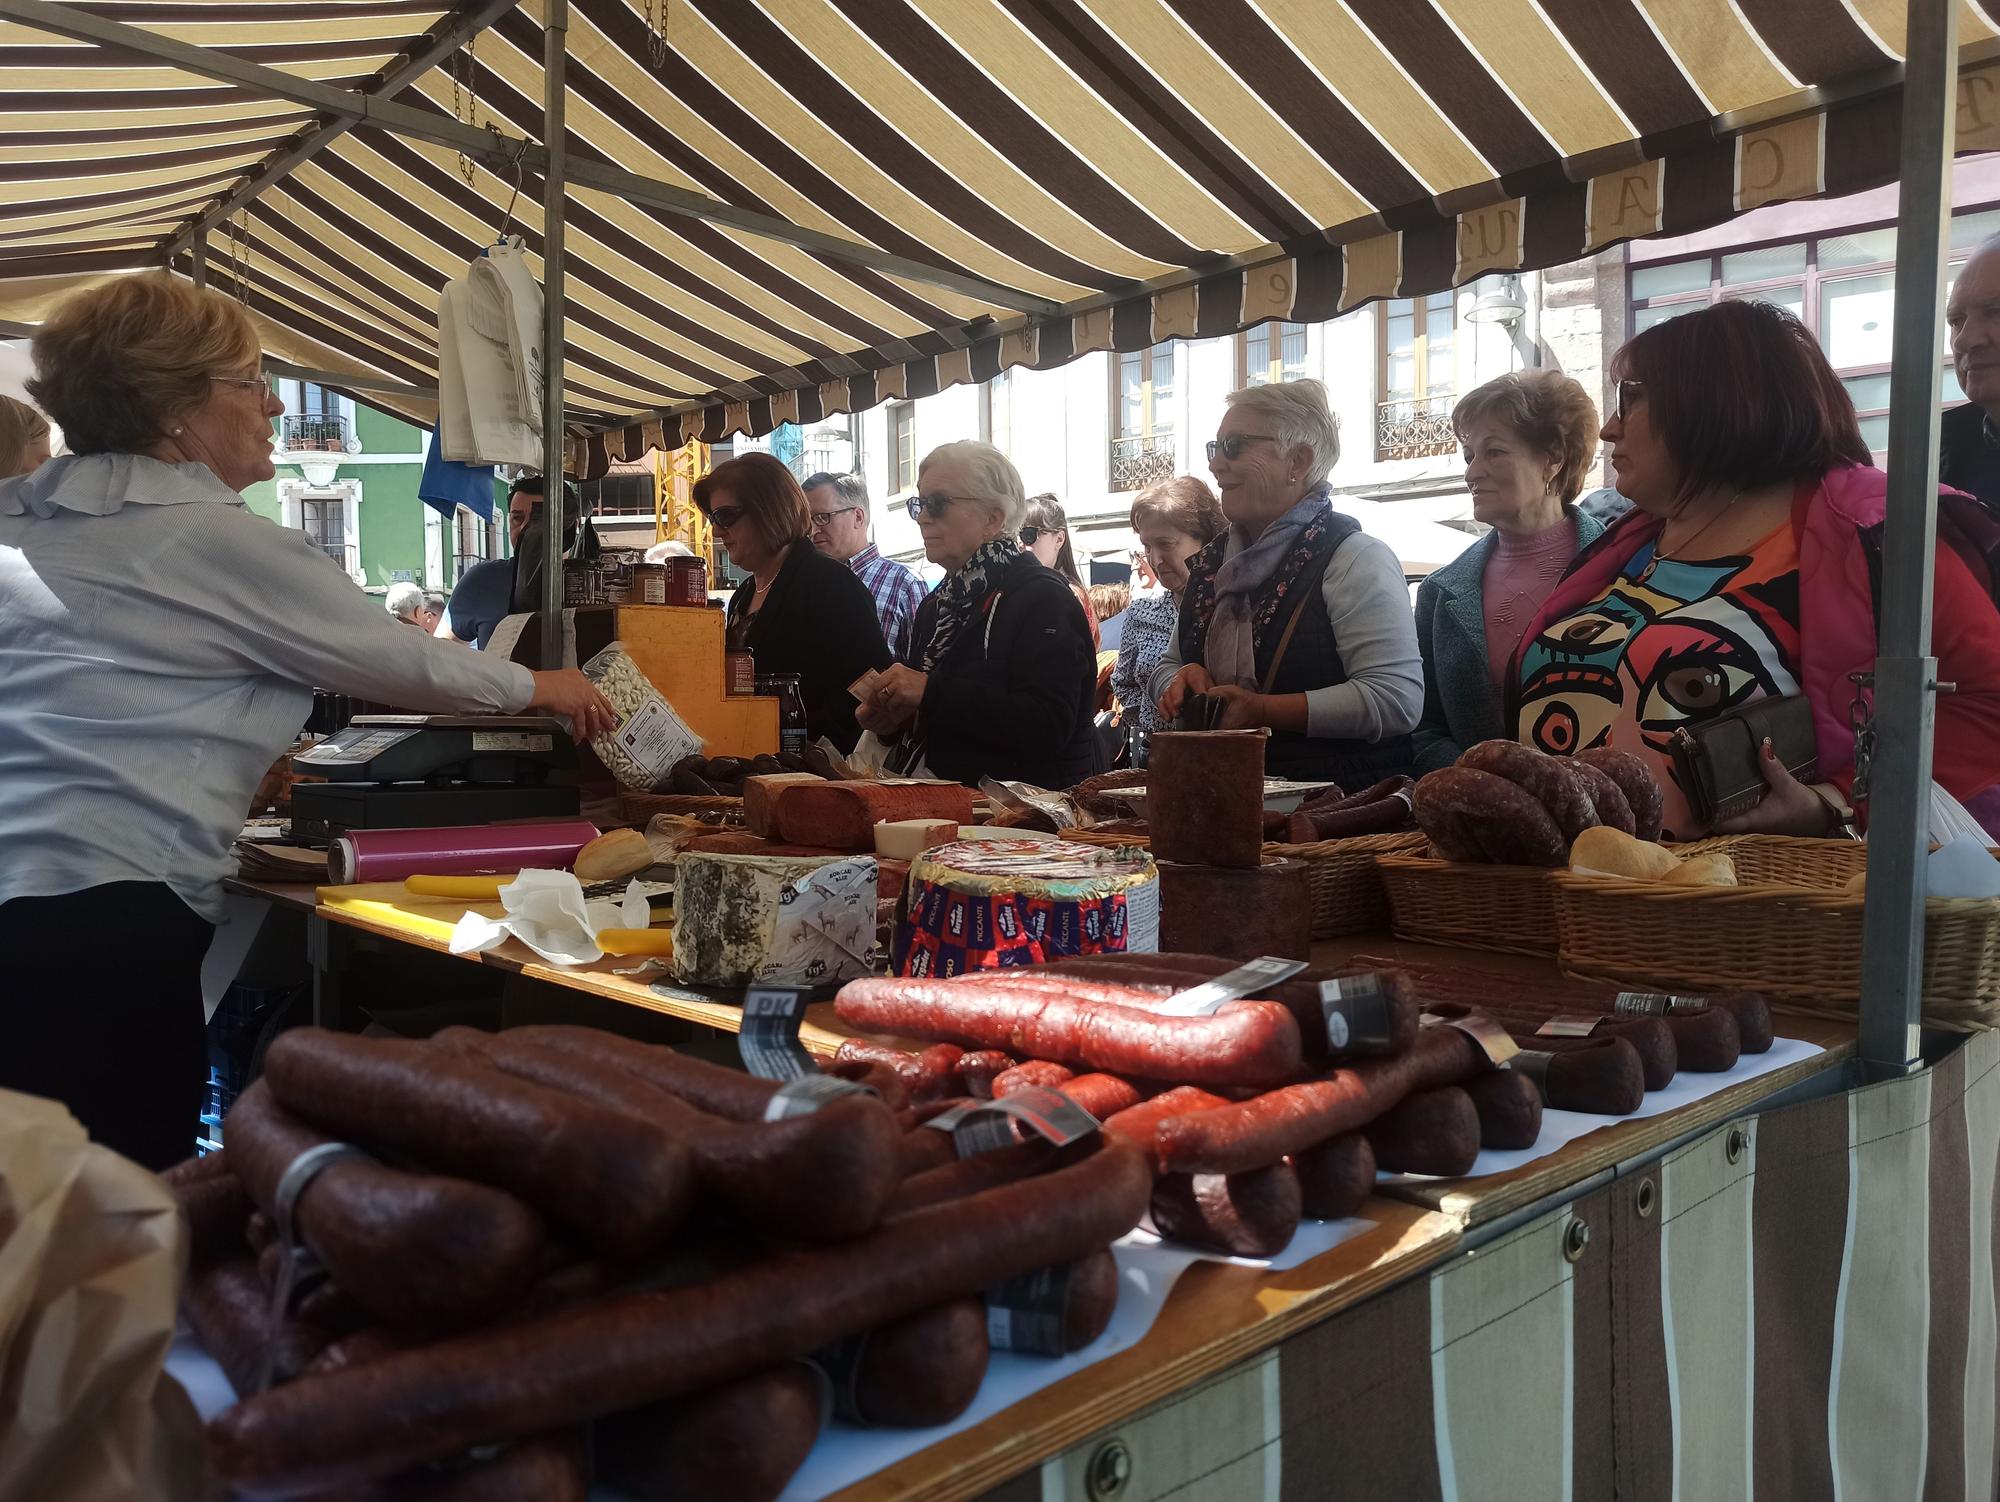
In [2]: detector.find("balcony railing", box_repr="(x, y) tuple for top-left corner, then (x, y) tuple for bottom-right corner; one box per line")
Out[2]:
(281, 413), (351, 452)
(1375, 395), (1457, 461)
(1109, 430), (1176, 493)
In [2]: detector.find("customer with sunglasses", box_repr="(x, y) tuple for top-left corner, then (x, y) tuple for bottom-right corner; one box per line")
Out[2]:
(1020, 494), (1100, 649)
(1153, 379), (1422, 784)
(855, 441), (1100, 788)
(699, 453), (891, 754)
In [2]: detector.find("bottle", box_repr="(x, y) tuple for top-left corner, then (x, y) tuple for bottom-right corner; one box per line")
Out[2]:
(776, 675), (808, 757)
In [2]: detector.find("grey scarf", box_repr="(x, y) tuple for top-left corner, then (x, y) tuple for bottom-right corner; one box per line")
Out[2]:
(1204, 485), (1329, 688)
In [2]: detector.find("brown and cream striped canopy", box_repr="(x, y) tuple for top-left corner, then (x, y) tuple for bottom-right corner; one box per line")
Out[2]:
(5, 0), (2000, 470)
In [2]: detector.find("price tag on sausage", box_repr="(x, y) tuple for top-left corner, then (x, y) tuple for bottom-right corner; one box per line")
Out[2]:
(1155, 956), (1307, 1016)
(1537, 1014), (1604, 1038)
(763, 1072), (875, 1121)
(926, 1086), (1100, 1156)
(1613, 991), (1676, 1017)
(1511, 1048), (1555, 1092)
(985, 1263), (1075, 1355)
(1317, 971), (1395, 1053)
(739, 987), (816, 1082)
(1422, 1011), (1519, 1065)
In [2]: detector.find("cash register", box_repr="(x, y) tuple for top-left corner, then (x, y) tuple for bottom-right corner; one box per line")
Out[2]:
(289, 715), (580, 843)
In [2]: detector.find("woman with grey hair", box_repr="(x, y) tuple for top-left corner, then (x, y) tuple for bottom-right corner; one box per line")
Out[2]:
(1153, 378), (1423, 782)
(858, 439), (1100, 786)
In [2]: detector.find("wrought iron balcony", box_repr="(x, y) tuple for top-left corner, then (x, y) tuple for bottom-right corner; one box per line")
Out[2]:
(1109, 431), (1176, 493)
(1375, 395), (1457, 461)
(280, 413), (352, 453)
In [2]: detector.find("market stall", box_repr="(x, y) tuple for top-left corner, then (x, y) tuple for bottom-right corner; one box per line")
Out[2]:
(6, 0), (2000, 1497)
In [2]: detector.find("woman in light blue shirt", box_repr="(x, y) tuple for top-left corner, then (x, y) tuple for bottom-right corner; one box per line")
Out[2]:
(0, 274), (614, 1169)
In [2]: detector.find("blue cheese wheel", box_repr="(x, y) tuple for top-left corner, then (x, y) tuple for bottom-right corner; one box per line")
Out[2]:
(672, 851), (879, 988)
(893, 839), (1160, 977)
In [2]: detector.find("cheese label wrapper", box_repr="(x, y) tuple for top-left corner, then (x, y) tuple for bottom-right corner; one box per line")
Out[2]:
(927, 1086), (1099, 1156)
(739, 987), (816, 1082)
(1537, 1014), (1604, 1038)
(1317, 972), (1394, 1051)
(763, 1073), (874, 1122)
(986, 1263), (1073, 1355)
(672, 853), (880, 989)
(1156, 955), (1306, 1017)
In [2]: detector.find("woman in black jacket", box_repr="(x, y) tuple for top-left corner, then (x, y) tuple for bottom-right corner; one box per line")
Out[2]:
(857, 441), (1100, 788)
(700, 453), (890, 753)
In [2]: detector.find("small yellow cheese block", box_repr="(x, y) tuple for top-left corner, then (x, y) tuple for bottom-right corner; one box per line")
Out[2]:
(874, 818), (960, 860)
(596, 927), (675, 956)
(404, 875), (508, 899)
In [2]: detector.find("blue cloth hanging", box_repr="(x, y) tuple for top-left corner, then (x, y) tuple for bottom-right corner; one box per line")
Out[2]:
(418, 432), (496, 521)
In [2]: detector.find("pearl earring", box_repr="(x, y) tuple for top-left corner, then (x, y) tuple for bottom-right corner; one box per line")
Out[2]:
(170, 426), (183, 435)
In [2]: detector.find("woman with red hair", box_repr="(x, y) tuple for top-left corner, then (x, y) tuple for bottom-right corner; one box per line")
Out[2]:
(1511, 298), (2000, 840)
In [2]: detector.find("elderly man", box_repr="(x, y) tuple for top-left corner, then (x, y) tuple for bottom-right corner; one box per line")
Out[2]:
(805, 470), (925, 659)
(385, 582), (447, 634)
(1944, 234), (2000, 508)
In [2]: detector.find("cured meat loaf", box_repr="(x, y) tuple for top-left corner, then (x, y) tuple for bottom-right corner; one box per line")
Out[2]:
(1575, 747), (1665, 842)
(597, 1368), (821, 1502)
(1413, 766), (1568, 866)
(772, 780), (975, 851)
(1458, 740), (1599, 844)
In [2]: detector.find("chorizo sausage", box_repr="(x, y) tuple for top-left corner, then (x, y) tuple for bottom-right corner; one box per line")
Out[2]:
(884, 1139), (1056, 1217)
(992, 1060), (1075, 1096)
(1293, 1134), (1375, 1221)
(207, 1141), (1156, 1497)
(956, 1049), (1019, 1098)
(821, 1297), (988, 1427)
(1574, 747), (1664, 842)
(506, 1025), (780, 1122)
(596, 1366), (821, 1502)
(1149, 1162), (1301, 1258)
(1463, 1069), (1543, 1151)
(1058, 1073), (1146, 1120)
(1365, 1087), (1480, 1177)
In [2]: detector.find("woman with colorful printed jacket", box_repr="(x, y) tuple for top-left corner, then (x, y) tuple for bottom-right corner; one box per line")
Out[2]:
(1510, 298), (2000, 840)
(1151, 379), (1423, 784)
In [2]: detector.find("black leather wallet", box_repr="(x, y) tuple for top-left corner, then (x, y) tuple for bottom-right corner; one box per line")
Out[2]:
(1669, 694), (1819, 827)
(1178, 692), (1226, 732)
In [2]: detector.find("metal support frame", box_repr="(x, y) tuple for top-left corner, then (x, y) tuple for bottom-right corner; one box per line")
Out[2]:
(540, 0), (568, 671)
(1858, 0), (1958, 1077)
(189, 227), (207, 289)
(0, 0), (1059, 316)
(260, 356), (436, 402)
(160, 0), (522, 264)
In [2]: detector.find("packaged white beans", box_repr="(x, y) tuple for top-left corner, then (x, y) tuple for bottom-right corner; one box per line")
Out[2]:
(580, 641), (703, 789)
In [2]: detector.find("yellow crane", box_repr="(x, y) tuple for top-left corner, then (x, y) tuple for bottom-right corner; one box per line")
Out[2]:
(653, 439), (712, 558)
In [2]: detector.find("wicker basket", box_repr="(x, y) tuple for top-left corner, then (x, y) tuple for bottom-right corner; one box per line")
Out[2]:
(1554, 835), (2000, 1029)
(1377, 851), (1562, 955)
(1264, 829), (1430, 938)
(1059, 825), (1152, 850)
(617, 791), (744, 825)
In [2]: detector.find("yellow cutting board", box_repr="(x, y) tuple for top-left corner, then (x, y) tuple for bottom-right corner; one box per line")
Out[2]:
(315, 881), (507, 943)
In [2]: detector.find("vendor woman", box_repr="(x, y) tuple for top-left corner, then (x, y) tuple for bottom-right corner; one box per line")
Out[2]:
(1153, 379), (1422, 783)
(0, 274), (616, 1170)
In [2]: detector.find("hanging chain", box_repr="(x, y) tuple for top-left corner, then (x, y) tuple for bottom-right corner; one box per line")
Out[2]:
(451, 30), (480, 187)
(641, 0), (671, 71)
(227, 208), (250, 308)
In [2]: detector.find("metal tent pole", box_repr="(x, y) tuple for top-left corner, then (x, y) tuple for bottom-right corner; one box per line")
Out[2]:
(1857, 0), (1958, 1077)
(539, 0), (569, 671)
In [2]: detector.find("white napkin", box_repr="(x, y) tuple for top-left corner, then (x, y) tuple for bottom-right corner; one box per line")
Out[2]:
(1928, 832), (2000, 900)
(448, 870), (654, 966)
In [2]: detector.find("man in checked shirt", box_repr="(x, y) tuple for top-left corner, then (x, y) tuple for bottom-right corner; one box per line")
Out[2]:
(805, 471), (928, 661)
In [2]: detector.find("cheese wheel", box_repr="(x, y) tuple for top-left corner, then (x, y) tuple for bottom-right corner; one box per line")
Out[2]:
(893, 838), (1160, 978)
(671, 851), (880, 988)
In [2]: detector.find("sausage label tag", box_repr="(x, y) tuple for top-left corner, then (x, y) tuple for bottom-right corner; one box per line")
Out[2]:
(1156, 956), (1307, 1016)
(1511, 1050), (1555, 1092)
(1538, 1015), (1604, 1038)
(1614, 991), (1699, 1018)
(986, 1263), (1074, 1355)
(764, 1072), (876, 1121)
(927, 1086), (1100, 1156)
(1318, 973), (1394, 1051)
(1431, 1013), (1519, 1065)
(811, 1334), (874, 1426)
(740, 987), (817, 1081)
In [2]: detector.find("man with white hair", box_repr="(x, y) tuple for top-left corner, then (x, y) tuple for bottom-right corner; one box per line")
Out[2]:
(805, 470), (925, 659)
(1153, 378), (1423, 782)
(1943, 233), (2000, 509)
(384, 581), (445, 634)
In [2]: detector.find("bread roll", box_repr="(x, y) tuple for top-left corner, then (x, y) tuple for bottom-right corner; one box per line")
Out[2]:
(1661, 852), (1737, 887)
(573, 828), (654, 883)
(1569, 826), (1680, 881)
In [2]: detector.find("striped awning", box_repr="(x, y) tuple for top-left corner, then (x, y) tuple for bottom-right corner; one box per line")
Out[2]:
(6, 1), (2000, 472)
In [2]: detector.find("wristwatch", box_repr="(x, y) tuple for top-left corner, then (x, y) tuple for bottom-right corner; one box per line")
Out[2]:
(1810, 782), (1862, 840)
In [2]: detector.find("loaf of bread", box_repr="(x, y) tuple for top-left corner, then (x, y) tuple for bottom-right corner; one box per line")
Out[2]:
(1569, 826), (1679, 881)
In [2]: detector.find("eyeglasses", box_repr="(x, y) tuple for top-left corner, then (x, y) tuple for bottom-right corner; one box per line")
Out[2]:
(703, 504), (747, 532)
(905, 491), (978, 521)
(209, 372), (277, 396)
(809, 506), (861, 528)
(1205, 433), (1280, 462)
(1615, 380), (1646, 421)
(1018, 525), (1043, 546)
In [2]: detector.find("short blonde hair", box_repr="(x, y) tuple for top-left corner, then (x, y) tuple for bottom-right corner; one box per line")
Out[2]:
(1221, 379), (1341, 486)
(919, 440), (1027, 535)
(28, 273), (260, 455)
(1451, 369), (1601, 504)
(0, 395), (49, 474)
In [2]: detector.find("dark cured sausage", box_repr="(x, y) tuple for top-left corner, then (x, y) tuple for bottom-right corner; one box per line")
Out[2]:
(1151, 1026), (1489, 1175)
(436, 1028), (902, 1243)
(1056, 1247), (1121, 1351)
(183, 1257), (329, 1396)
(885, 1140), (1056, 1217)
(1574, 747), (1664, 842)
(312, 1433), (589, 1502)
(597, 1366), (821, 1502)
(1563, 757), (1636, 835)
(823, 1297), (988, 1426)
(1660, 1005), (1742, 1072)
(1365, 1087), (1480, 1176)
(1510, 1035), (1647, 1115)
(1413, 766), (1568, 866)
(1149, 1162), (1301, 1258)
(207, 1141), (1155, 1497)
(1458, 740), (1598, 844)
(1293, 1134), (1375, 1221)
(833, 977), (1305, 1089)
(1711, 992), (1774, 1054)
(1463, 1069), (1543, 1150)
(225, 1081), (546, 1328)
(823, 1057), (910, 1110)
(261, 1031), (692, 1261)
(173, 1161), (255, 1269)
(506, 1026), (780, 1122)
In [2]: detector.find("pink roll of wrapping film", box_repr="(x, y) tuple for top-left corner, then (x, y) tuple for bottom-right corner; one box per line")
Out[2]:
(328, 821), (600, 884)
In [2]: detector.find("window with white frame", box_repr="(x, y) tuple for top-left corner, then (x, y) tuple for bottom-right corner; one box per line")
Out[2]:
(1241, 321), (1307, 386)
(455, 505), (500, 579)
(300, 497), (346, 562)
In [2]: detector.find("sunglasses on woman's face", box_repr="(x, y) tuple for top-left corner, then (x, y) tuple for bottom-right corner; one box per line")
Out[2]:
(905, 490), (974, 520)
(1018, 525), (1043, 546)
(1615, 379), (1646, 422)
(703, 504), (747, 532)
(1205, 433), (1279, 462)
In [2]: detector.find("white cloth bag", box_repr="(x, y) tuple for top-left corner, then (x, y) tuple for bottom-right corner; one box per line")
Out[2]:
(441, 275), (541, 468)
(467, 236), (545, 433)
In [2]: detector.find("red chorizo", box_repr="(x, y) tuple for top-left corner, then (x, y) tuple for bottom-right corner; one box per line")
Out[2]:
(833, 977), (1306, 1088)
(224, 1080), (546, 1327)
(1293, 1134), (1375, 1221)
(596, 1366), (821, 1502)
(1059, 1073), (1146, 1120)
(821, 1297), (988, 1427)
(956, 1049), (1019, 1098)
(207, 1141), (1156, 1497)
(261, 1031), (691, 1261)
(1149, 1162), (1301, 1258)
(993, 1060), (1075, 1096)
(1101, 1085), (1233, 1160)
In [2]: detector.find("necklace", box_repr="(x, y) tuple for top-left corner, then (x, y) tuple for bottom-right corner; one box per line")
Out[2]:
(1639, 491), (1739, 583)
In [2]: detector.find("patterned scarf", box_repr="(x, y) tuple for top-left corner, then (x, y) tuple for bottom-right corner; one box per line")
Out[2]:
(1180, 486), (1340, 686)
(922, 536), (1022, 673)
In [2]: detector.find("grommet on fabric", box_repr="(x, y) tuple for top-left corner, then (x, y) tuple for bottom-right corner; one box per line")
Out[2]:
(1726, 1127), (1747, 1164)
(1087, 1438), (1132, 1500)
(1563, 1216), (1591, 1263)
(1635, 1177), (1656, 1219)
